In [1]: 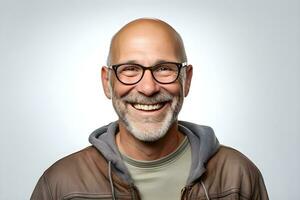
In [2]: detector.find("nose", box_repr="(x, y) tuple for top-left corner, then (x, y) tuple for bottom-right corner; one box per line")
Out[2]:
(135, 70), (160, 96)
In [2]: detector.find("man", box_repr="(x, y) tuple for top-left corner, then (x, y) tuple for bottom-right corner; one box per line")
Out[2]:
(31, 18), (269, 200)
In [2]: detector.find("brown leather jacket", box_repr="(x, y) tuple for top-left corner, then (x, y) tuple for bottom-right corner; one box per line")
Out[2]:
(31, 122), (269, 200)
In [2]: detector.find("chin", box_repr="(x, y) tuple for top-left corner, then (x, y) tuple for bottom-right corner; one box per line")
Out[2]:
(122, 110), (176, 142)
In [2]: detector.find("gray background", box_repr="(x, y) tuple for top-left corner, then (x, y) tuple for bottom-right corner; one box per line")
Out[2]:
(1, 0), (299, 199)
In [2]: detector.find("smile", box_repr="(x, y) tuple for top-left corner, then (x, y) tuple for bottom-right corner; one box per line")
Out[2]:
(132, 103), (165, 111)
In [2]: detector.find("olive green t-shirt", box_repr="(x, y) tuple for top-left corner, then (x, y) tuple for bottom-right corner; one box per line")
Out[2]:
(122, 137), (191, 200)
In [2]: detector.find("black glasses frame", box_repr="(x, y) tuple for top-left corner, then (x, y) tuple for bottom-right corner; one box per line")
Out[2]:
(109, 62), (187, 85)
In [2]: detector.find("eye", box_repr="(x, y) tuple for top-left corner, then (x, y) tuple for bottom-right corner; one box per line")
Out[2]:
(154, 64), (177, 74)
(156, 66), (171, 71)
(117, 64), (142, 77)
(122, 65), (140, 71)
(123, 65), (139, 71)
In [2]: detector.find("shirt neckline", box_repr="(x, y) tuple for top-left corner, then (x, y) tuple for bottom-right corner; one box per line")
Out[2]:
(121, 136), (189, 168)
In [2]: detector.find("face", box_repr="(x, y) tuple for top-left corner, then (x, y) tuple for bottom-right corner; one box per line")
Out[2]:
(102, 23), (192, 142)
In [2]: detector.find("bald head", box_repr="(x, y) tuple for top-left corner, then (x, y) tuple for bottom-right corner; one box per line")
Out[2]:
(107, 18), (187, 66)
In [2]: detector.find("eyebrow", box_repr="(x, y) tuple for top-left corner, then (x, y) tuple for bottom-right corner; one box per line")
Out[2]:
(116, 59), (179, 66)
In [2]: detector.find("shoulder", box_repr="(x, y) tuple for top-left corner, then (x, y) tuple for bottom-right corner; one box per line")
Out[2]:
(43, 146), (107, 181)
(39, 146), (110, 199)
(31, 146), (118, 200)
(207, 145), (262, 177)
(203, 145), (267, 199)
(212, 145), (257, 165)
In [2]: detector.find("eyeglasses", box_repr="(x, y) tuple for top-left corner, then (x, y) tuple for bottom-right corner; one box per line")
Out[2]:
(109, 62), (187, 85)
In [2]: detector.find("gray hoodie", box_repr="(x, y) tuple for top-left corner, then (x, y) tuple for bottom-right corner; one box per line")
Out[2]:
(89, 120), (220, 186)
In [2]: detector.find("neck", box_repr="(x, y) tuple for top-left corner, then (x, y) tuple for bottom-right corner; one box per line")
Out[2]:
(116, 121), (184, 161)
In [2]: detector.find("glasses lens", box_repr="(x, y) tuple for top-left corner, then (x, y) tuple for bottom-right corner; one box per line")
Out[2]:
(153, 63), (179, 83)
(116, 64), (143, 84)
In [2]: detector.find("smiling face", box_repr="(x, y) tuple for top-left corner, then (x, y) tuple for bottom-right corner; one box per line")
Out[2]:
(102, 19), (192, 142)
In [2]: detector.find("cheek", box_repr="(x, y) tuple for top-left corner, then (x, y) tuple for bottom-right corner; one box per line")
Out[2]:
(112, 80), (135, 98)
(161, 83), (183, 96)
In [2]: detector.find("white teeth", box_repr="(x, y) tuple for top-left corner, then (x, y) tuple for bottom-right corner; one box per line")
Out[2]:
(133, 103), (164, 111)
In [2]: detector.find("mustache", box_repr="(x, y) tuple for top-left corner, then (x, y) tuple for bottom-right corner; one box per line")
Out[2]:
(121, 92), (173, 104)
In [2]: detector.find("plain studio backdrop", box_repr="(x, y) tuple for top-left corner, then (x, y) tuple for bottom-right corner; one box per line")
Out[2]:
(1, 0), (299, 199)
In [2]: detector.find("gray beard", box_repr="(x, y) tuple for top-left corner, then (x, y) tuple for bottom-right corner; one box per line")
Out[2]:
(112, 91), (183, 142)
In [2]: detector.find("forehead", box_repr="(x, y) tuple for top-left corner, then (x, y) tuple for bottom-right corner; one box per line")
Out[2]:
(110, 23), (183, 65)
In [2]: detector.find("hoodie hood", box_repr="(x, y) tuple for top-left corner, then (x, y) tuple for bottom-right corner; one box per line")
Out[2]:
(89, 121), (219, 185)
(178, 121), (220, 184)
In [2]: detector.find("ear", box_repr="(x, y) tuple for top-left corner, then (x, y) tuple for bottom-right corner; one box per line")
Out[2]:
(184, 65), (193, 97)
(101, 66), (112, 99)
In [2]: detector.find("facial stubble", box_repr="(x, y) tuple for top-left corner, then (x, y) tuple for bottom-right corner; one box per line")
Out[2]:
(110, 82), (184, 142)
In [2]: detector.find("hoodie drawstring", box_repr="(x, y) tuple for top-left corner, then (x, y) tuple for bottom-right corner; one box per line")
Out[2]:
(201, 181), (210, 200)
(108, 161), (116, 200)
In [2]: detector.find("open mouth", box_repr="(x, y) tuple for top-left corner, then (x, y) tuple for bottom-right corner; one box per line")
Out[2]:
(131, 102), (167, 111)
